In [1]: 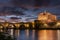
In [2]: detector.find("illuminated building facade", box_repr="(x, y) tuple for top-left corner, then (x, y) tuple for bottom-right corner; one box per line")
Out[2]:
(38, 11), (57, 23)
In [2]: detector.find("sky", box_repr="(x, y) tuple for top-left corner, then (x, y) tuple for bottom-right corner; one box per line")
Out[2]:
(0, 0), (60, 22)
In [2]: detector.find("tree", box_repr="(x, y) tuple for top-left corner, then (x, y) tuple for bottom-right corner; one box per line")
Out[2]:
(47, 22), (57, 28)
(29, 22), (33, 29)
(0, 32), (16, 40)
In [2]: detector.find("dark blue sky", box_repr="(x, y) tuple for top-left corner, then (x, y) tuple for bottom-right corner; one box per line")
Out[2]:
(0, 0), (59, 15)
(0, 0), (59, 22)
(0, 0), (59, 7)
(13, 0), (60, 7)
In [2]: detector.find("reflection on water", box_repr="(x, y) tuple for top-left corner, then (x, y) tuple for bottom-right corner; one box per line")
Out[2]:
(38, 30), (58, 40)
(0, 29), (60, 40)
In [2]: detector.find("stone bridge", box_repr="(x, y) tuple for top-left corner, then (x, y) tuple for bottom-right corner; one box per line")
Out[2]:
(0, 22), (31, 28)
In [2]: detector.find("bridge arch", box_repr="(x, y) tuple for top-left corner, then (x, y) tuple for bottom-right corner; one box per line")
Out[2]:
(7, 23), (16, 28)
(0, 24), (4, 28)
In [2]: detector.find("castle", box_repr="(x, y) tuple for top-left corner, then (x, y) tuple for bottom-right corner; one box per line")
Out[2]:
(38, 11), (57, 23)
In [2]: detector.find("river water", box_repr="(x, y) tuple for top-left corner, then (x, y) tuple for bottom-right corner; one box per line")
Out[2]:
(0, 29), (60, 40)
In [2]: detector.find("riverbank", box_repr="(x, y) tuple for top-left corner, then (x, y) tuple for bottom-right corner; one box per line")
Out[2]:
(0, 28), (60, 30)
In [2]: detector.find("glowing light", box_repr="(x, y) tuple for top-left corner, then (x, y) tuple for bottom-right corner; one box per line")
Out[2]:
(56, 22), (60, 26)
(38, 11), (57, 23)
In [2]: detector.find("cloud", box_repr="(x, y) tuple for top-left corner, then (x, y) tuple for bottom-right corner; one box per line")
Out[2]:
(12, 0), (60, 7)
(0, 0), (60, 7)
(0, 7), (25, 16)
(10, 17), (21, 19)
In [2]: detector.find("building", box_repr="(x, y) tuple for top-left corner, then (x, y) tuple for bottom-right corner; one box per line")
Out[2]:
(38, 11), (57, 23)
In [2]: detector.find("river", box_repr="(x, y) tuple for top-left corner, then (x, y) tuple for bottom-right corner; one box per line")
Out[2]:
(0, 29), (60, 40)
